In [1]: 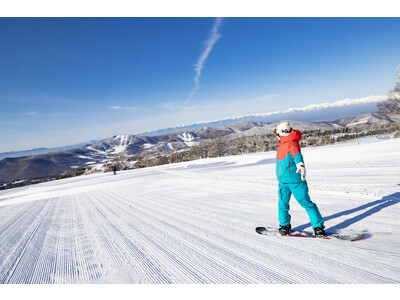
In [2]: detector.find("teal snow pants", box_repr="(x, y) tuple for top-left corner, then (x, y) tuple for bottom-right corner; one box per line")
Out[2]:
(278, 181), (324, 228)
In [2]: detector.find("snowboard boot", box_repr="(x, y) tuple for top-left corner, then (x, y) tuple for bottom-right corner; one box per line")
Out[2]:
(313, 226), (327, 238)
(278, 224), (291, 236)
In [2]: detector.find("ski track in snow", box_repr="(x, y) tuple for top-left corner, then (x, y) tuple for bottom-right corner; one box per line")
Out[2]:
(0, 137), (400, 283)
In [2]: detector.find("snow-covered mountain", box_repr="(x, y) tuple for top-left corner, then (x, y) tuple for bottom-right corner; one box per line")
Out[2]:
(0, 136), (399, 283)
(0, 92), (397, 187)
(0, 140), (100, 161)
(142, 95), (387, 136)
(0, 95), (387, 160)
(88, 134), (136, 154)
(1, 111), (399, 186)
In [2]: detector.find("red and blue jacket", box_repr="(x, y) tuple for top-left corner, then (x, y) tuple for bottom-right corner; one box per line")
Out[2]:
(276, 130), (304, 183)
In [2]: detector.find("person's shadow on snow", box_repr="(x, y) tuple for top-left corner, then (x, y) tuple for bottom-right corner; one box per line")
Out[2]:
(293, 192), (400, 234)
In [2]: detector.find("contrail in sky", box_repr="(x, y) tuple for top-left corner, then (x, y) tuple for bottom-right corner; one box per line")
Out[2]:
(186, 17), (223, 104)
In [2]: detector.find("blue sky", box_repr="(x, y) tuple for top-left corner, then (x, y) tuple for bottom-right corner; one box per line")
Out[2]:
(0, 17), (399, 152)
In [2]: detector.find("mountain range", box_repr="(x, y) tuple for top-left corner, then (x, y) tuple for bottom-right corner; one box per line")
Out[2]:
(0, 95), (386, 160)
(0, 140), (100, 161)
(141, 95), (386, 136)
(1, 95), (398, 186)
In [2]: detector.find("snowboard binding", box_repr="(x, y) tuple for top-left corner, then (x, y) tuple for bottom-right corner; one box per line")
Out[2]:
(278, 224), (292, 236)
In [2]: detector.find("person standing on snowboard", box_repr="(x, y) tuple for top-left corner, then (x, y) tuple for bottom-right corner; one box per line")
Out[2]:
(274, 121), (326, 237)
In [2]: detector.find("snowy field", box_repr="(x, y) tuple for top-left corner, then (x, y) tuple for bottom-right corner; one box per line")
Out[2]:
(0, 136), (399, 284)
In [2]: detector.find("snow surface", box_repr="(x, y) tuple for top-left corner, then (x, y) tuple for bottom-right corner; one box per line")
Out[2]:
(164, 143), (173, 151)
(178, 132), (198, 147)
(111, 134), (132, 154)
(0, 137), (399, 283)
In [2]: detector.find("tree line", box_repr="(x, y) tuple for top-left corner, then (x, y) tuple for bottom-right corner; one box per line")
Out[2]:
(107, 122), (400, 172)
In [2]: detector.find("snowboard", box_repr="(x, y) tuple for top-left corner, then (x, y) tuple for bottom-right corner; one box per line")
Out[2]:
(255, 226), (365, 242)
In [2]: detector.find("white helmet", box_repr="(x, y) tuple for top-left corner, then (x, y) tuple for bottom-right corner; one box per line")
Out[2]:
(276, 121), (292, 137)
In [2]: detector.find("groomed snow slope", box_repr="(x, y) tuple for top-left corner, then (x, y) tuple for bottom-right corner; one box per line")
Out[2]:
(0, 137), (399, 283)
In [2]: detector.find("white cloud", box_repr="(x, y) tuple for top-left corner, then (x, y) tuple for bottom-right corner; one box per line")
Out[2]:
(186, 17), (224, 103)
(108, 106), (137, 111)
(158, 102), (174, 109)
(158, 101), (198, 111)
(250, 94), (281, 103)
(24, 111), (37, 116)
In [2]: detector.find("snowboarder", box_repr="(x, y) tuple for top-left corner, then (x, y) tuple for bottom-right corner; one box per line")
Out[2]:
(274, 121), (326, 237)
(113, 165), (117, 175)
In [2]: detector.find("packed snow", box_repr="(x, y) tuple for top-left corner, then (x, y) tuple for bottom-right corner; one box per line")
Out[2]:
(0, 136), (399, 283)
